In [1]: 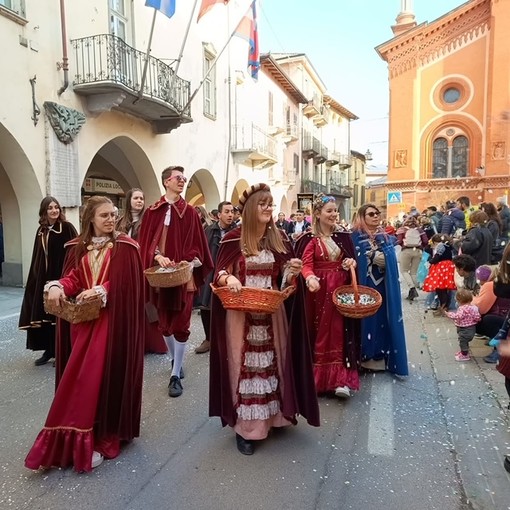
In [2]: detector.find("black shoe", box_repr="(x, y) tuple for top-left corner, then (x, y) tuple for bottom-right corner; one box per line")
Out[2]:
(411, 287), (419, 300)
(171, 360), (185, 379)
(34, 350), (52, 366)
(236, 434), (254, 455)
(168, 376), (183, 397)
(504, 455), (510, 474)
(484, 349), (499, 364)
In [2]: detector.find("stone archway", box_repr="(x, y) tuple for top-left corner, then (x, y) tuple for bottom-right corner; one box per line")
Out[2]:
(0, 123), (43, 285)
(82, 136), (161, 212)
(185, 168), (221, 211)
(230, 179), (250, 206)
(278, 195), (289, 216)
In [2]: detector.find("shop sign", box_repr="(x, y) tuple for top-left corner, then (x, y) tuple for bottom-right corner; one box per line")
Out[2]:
(84, 178), (124, 195)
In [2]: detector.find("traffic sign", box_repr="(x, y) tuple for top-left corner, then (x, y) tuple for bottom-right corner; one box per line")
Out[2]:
(387, 191), (402, 204)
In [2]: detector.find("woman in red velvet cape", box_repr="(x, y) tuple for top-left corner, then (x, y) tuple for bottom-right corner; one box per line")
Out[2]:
(25, 197), (144, 473)
(209, 184), (319, 455)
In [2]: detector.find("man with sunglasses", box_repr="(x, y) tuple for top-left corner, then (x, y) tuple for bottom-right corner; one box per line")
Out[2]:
(139, 166), (213, 398)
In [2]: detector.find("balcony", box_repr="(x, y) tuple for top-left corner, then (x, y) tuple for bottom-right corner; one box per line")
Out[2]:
(302, 179), (328, 194)
(302, 133), (318, 159)
(330, 183), (354, 198)
(312, 106), (330, 127)
(282, 121), (299, 143)
(231, 123), (277, 166)
(303, 93), (321, 118)
(338, 154), (352, 169)
(326, 151), (339, 166)
(314, 143), (328, 165)
(71, 34), (192, 134)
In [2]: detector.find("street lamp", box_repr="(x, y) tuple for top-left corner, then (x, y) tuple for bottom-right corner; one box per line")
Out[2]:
(365, 149), (373, 161)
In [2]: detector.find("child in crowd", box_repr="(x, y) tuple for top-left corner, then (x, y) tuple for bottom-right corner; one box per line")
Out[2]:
(453, 254), (479, 294)
(422, 234), (456, 316)
(444, 288), (481, 361)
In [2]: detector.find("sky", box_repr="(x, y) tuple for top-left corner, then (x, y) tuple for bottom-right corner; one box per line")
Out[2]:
(257, 0), (465, 168)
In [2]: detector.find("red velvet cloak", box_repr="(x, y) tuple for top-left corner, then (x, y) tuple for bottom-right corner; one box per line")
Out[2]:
(138, 196), (213, 312)
(24, 235), (146, 472)
(209, 227), (320, 428)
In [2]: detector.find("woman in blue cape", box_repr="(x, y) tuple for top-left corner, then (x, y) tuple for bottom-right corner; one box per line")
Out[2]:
(351, 204), (408, 376)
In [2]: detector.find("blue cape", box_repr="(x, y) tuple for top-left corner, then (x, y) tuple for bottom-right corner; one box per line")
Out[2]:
(351, 230), (408, 376)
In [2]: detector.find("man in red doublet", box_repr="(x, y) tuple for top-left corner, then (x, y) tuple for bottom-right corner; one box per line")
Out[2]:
(138, 166), (213, 397)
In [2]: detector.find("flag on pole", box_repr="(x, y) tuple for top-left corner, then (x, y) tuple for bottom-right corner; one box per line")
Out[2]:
(234, 1), (259, 81)
(197, 0), (230, 22)
(145, 0), (176, 18)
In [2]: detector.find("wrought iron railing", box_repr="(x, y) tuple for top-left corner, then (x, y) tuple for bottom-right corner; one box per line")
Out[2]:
(71, 34), (191, 116)
(232, 123), (277, 160)
(302, 179), (328, 194)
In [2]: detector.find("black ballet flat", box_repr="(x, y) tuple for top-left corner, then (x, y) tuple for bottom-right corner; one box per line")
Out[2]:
(236, 434), (254, 456)
(34, 351), (52, 366)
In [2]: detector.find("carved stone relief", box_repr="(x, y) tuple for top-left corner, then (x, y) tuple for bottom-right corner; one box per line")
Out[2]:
(43, 102), (86, 144)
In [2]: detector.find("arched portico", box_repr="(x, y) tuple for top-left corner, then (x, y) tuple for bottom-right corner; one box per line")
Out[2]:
(231, 179), (250, 205)
(82, 136), (161, 211)
(0, 123), (43, 285)
(186, 168), (221, 211)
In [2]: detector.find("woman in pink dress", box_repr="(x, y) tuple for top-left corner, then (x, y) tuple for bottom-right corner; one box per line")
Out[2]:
(209, 183), (319, 455)
(296, 194), (360, 398)
(25, 196), (144, 472)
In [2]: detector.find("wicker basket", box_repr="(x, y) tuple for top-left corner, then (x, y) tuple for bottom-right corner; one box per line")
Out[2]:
(211, 284), (294, 314)
(44, 294), (102, 324)
(144, 261), (193, 288)
(332, 266), (382, 319)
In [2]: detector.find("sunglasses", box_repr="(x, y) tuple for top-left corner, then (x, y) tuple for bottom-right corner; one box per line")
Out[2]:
(168, 175), (187, 183)
(366, 211), (381, 217)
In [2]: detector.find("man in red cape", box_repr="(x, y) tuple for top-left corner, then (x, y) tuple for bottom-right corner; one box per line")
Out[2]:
(138, 165), (212, 397)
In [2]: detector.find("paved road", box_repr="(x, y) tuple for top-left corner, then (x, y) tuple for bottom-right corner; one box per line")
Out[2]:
(1, 288), (510, 509)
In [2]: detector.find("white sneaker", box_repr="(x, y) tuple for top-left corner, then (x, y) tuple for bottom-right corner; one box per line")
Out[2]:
(91, 451), (104, 469)
(334, 386), (351, 398)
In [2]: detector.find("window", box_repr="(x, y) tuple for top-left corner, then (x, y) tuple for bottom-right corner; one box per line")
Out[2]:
(203, 50), (216, 119)
(110, 0), (128, 41)
(452, 136), (468, 177)
(432, 138), (448, 178)
(443, 87), (460, 104)
(0, 0), (25, 17)
(432, 133), (469, 179)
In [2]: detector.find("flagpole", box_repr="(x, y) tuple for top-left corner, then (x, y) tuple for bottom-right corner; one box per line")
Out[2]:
(136, 9), (158, 101)
(179, 1), (253, 115)
(174, 0), (200, 77)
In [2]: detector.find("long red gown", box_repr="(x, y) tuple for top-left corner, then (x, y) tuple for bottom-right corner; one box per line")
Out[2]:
(301, 235), (359, 393)
(25, 235), (144, 472)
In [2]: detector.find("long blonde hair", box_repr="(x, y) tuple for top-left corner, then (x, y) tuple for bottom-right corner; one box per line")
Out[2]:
(240, 189), (286, 257)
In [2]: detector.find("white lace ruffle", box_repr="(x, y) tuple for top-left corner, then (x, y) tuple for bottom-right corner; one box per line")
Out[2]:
(236, 400), (280, 420)
(246, 325), (270, 344)
(245, 273), (272, 289)
(92, 285), (108, 307)
(244, 350), (274, 369)
(239, 375), (278, 395)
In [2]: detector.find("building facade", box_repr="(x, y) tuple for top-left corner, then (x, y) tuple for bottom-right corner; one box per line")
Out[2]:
(0, 1), (357, 285)
(377, 0), (510, 219)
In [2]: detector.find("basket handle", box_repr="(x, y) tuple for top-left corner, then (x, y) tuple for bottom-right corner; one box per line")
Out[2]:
(349, 266), (359, 304)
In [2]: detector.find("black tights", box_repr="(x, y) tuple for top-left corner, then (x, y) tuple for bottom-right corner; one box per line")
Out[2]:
(200, 308), (211, 341)
(436, 289), (450, 309)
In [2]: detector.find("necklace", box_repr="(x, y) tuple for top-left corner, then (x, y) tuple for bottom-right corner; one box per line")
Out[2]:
(87, 236), (113, 251)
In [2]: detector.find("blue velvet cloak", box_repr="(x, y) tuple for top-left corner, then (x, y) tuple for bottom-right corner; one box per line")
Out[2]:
(351, 230), (408, 376)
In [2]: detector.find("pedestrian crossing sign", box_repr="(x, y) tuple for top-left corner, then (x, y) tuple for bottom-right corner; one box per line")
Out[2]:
(387, 191), (402, 204)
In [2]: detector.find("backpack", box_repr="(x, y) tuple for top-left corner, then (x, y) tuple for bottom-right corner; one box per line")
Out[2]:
(403, 227), (422, 248)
